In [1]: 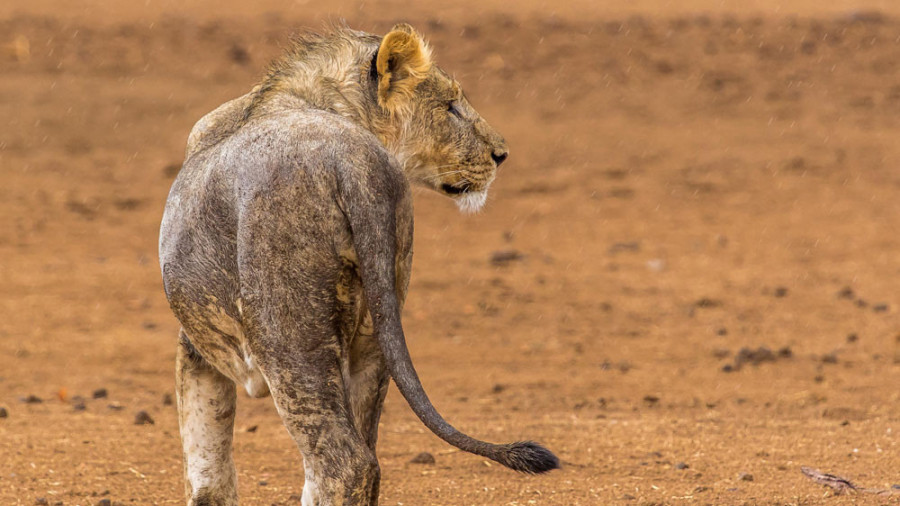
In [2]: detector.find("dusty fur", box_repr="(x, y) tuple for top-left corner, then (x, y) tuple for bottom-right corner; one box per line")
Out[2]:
(160, 23), (536, 506)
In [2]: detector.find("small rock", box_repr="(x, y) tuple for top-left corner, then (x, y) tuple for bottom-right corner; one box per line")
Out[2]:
(163, 162), (182, 178)
(245, 425), (258, 433)
(491, 384), (506, 394)
(892, 484), (900, 490)
(258, 480), (268, 486)
(0, 407), (7, 418)
(229, 43), (250, 65)
(675, 461), (689, 470)
(722, 364), (734, 373)
(814, 375), (824, 383)
(693, 486), (710, 493)
(162, 393), (174, 406)
(732, 346), (776, 369)
(93, 388), (108, 399)
(35, 498), (48, 505)
(738, 472), (754, 481)
(716, 327), (728, 336)
(873, 303), (889, 313)
(821, 353), (839, 364)
(622, 494), (636, 500)
(846, 333), (858, 343)
(695, 298), (721, 308)
(643, 395), (660, 406)
(837, 287), (855, 299)
(490, 249), (524, 266)
(777, 346), (793, 358)
(712, 348), (731, 359)
(73, 397), (87, 411)
(134, 411), (155, 425)
(773, 287), (788, 297)
(409, 452), (435, 465)
(96, 499), (111, 506)
(855, 299), (868, 308)
(107, 403), (124, 411)
(21, 395), (42, 404)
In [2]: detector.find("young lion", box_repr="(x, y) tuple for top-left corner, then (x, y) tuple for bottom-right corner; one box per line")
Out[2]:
(159, 23), (558, 506)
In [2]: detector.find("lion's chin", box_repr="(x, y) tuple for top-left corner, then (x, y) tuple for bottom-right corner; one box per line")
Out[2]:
(454, 190), (488, 214)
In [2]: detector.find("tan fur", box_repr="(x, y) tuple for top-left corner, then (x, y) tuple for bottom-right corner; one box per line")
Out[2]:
(161, 24), (528, 506)
(375, 24), (433, 115)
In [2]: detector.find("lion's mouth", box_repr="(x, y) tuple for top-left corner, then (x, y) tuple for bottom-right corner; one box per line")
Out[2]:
(441, 182), (471, 195)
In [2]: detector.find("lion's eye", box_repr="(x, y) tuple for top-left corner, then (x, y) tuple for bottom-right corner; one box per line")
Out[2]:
(448, 101), (463, 119)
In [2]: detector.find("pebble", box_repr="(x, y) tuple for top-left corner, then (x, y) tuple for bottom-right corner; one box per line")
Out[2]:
(21, 395), (42, 404)
(96, 499), (111, 506)
(34, 499), (48, 505)
(0, 407), (7, 418)
(490, 249), (524, 266)
(738, 472), (754, 481)
(93, 388), (108, 399)
(73, 398), (87, 411)
(409, 452), (436, 465)
(675, 461), (689, 470)
(162, 393), (174, 406)
(134, 411), (155, 425)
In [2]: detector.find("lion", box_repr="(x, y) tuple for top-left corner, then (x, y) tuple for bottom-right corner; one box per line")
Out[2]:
(159, 23), (558, 506)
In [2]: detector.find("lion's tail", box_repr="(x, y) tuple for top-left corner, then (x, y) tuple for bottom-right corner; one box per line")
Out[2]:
(340, 160), (559, 474)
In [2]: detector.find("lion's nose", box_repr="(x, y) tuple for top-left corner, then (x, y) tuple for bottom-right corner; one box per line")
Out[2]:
(491, 149), (508, 167)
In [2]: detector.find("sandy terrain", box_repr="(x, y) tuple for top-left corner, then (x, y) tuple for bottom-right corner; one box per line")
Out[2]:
(2, 0), (900, 504)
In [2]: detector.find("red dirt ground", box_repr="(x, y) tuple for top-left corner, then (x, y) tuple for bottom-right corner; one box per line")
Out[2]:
(2, 1), (900, 504)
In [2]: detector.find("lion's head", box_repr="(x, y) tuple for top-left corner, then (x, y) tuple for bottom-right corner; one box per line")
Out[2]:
(372, 24), (508, 213)
(245, 24), (508, 213)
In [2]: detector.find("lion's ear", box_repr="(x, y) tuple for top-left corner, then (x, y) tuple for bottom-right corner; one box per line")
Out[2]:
(376, 23), (432, 113)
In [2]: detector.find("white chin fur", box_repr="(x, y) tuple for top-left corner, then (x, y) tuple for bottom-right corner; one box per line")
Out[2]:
(455, 191), (487, 214)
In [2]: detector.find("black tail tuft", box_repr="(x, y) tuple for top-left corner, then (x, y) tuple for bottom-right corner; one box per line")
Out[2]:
(497, 441), (560, 474)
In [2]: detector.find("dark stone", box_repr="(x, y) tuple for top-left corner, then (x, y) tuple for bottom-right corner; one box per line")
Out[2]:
(134, 411), (155, 425)
(409, 452), (436, 465)
(490, 249), (524, 266)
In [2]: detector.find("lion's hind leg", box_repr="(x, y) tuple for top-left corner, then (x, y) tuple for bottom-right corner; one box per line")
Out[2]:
(176, 329), (238, 506)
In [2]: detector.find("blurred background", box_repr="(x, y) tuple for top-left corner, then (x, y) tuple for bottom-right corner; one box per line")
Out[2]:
(2, 0), (899, 504)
